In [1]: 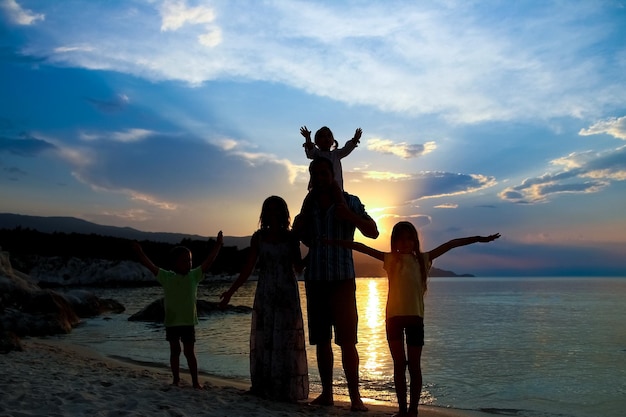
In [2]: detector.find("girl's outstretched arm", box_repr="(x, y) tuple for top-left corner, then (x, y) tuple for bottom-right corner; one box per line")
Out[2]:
(201, 231), (223, 273)
(219, 232), (259, 308)
(428, 233), (501, 261)
(326, 239), (385, 261)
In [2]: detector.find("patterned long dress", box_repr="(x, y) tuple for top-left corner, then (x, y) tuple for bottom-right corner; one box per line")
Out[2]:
(249, 238), (309, 402)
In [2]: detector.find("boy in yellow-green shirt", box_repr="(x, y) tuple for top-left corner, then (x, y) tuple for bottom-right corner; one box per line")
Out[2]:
(133, 231), (223, 388)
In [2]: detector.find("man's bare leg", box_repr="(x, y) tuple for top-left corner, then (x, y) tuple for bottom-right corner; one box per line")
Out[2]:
(342, 344), (368, 411)
(311, 341), (334, 406)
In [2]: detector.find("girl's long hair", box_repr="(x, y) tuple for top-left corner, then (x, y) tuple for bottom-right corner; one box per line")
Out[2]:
(390, 221), (428, 291)
(259, 195), (291, 230)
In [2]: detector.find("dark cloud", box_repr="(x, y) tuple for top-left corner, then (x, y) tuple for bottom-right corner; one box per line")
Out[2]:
(500, 146), (626, 203)
(84, 94), (129, 113)
(0, 135), (56, 156)
(0, 46), (47, 64)
(67, 132), (288, 204)
(2, 165), (27, 181)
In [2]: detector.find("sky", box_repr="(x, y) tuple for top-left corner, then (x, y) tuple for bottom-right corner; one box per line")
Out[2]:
(1, 0), (625, 276)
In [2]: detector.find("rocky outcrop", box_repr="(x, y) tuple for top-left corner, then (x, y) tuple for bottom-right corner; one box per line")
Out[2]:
(27, 256), (155, 287)
(129, 298), (252, 323)
(0, 249), (125, 353)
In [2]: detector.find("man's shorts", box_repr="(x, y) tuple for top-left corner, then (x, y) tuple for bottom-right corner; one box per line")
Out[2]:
(305, 279), (358, 346)
(165, 325), (196, 344)
(386, 315), (424, 347)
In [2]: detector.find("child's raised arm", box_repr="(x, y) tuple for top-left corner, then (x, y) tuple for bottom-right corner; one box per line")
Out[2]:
(352, 127), (362, 145)
(132, 241), (159, 276)
(300, 125), (314, 151)
(335, 127), (362, 158)
(325, 239), (385, 261)
(428, 233), (500, 261)
(201, 231), (223, 273)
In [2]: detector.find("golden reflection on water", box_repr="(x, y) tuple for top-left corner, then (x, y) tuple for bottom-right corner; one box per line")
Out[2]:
(357, 279), (390, 377)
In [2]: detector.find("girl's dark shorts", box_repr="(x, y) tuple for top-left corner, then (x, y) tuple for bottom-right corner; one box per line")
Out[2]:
(386, 315), (424, 347)
(165, 325), (196, 343)
(305, 279), (358, 346)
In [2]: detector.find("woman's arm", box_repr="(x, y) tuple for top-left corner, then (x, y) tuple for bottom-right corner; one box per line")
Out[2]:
(428, 233), (501, 261)
(219, 233), (259, 307)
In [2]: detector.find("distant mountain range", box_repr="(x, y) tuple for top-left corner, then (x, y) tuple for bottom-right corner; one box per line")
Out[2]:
(0, 213), (471, 277)
(0, 213), (250, 248)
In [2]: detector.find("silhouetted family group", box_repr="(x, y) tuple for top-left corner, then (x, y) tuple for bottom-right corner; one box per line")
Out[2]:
(133, 126), (500, 417)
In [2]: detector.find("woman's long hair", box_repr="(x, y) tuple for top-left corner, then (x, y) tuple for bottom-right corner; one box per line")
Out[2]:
(259, 195), (291, 231)
(390, 221), (428, 291)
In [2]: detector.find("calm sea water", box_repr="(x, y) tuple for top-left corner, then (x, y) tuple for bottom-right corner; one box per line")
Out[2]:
(57, 277), (626, 417)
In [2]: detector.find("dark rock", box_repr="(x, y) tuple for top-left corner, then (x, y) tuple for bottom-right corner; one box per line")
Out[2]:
(129, 298), (252, 322)
(0, 330), (22, 354)
(1, 249), (126, 341)
(60, 289), (125, 317)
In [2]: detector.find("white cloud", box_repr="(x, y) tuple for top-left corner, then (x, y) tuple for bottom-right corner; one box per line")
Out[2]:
(1, 0), (44, 25)
(159, 0), (215, 31)
(127, 190), (178, 210)
(54, 45), (95, 53)
(13, 2), (625, 124)
(80, 128), (155, 143)
(367, 138), (436, 159)
(198, 27), (222, 47)
(579, 116), (626, 140)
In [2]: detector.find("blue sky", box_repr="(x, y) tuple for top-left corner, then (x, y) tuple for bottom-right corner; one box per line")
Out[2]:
(1, 0), (625, 276)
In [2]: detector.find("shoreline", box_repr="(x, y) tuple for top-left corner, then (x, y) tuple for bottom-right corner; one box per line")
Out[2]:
(1, 337), (493, 417)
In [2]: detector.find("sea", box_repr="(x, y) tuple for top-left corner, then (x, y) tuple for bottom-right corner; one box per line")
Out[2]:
(54, 277), (626, 417)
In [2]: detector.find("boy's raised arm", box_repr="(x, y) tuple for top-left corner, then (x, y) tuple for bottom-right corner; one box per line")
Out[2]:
(132, 241), (159, 276)
(201, 231), (223, 273)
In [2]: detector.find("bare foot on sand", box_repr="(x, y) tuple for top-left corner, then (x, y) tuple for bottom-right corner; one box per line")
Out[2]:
(310, 393), (334, 406)
(350, 399), (369, 412)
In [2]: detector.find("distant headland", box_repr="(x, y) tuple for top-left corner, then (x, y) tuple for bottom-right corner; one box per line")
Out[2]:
(0, 213), (473, 279)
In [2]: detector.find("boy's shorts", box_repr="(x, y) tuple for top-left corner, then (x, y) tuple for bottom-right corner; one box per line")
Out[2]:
(305, 279), (358, 346)
(165, 325), (196, 344)
(386, 315), (424, 347)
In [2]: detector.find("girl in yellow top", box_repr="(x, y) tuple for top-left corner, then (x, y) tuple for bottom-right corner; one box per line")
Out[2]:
(329, 222), (499, 417)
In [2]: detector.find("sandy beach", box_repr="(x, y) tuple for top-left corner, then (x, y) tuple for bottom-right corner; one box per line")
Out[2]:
(0, 338), (492, 417)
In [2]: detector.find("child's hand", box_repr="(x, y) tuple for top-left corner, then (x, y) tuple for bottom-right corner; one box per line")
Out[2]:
(480, 233), (501, 242)
(218, 291), (231, 309)
(300, 126), (312, 141)
(353, 128), (362, 144)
